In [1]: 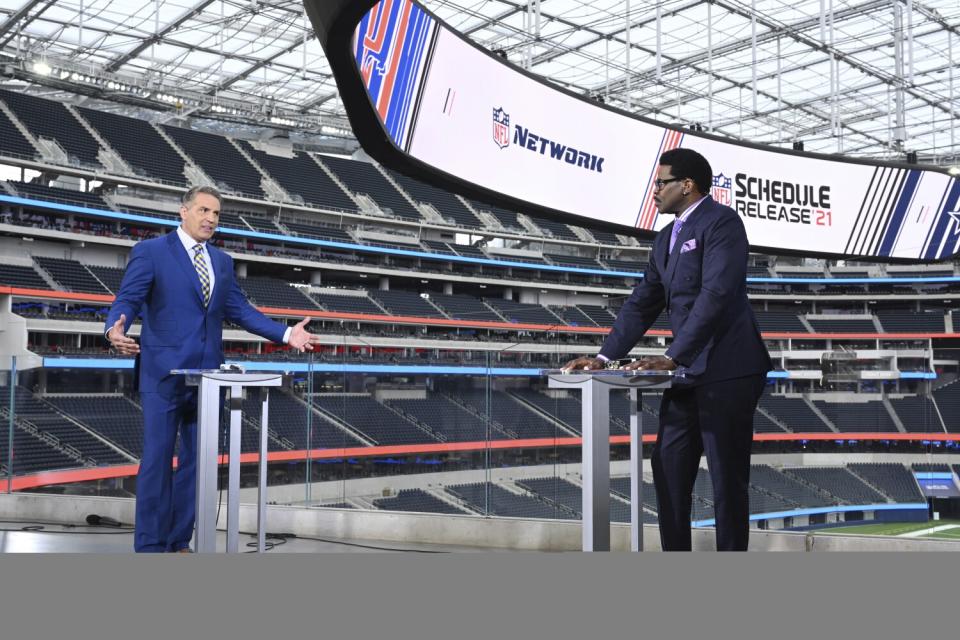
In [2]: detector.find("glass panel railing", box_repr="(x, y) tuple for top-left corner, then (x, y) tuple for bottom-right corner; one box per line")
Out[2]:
(1, 354), (139, 497)
(292, 345), (576, 521)
(3, 339), (958, 548)
(2, 356), (16, 494)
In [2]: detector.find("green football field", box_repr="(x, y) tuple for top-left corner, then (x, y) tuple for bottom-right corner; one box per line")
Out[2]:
(920, 525), (960, 540)
(819, 520), (960, 538)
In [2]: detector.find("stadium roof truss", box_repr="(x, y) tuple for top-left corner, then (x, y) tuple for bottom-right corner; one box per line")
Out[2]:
(0, 0), (957, 164)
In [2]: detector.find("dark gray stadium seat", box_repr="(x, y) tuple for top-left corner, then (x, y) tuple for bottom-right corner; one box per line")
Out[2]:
(0, 89), (101, 168)
(162, 125), (265, 198)
(78, 106), (187, 185)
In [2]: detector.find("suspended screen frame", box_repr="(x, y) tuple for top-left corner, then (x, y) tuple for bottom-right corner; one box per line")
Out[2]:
(305, 0), (960, 263)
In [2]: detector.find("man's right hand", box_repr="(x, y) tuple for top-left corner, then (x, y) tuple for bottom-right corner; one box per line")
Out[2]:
(561, 356), (606, 372)
(107, 314), (140, 355)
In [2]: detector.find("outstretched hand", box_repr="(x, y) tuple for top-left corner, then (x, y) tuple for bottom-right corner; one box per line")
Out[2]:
(107, 314), (140, 355)
(288, 317), (321, 352)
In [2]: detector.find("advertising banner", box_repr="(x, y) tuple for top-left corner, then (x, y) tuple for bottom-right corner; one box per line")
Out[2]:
(310, 0), (960, 262)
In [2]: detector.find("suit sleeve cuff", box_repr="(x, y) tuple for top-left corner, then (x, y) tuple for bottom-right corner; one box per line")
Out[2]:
(664, 348), (685, 367)
(283, 327), (292, 344)
(596, 354), (610, 362)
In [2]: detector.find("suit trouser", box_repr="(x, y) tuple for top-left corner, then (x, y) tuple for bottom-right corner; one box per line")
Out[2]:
(135, 389), (198, 552)
(651, 374), (767, 551)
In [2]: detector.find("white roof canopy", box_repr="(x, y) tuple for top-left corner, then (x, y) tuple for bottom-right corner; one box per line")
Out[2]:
(0, 0), (957, 163)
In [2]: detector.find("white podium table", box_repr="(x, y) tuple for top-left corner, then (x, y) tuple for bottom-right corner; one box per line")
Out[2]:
(173, 370), (283, 553)
(544, 369), (675, 552)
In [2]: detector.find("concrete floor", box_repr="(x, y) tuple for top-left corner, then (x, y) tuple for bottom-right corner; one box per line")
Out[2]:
(0, 521), (486, 553)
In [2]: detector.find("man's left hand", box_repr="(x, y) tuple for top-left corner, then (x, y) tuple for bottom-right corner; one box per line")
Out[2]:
(288, 317), (321, 352)
(622, 356), (677, 371)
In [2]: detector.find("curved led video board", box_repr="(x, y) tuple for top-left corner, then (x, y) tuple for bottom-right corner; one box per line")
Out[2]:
(305, 0), (960, 262)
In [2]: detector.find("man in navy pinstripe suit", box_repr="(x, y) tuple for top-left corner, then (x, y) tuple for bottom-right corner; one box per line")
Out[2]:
(565, 149), (771, 551)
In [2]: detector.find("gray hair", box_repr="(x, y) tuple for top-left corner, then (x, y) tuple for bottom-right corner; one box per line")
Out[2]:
(181, 185), (222, 207)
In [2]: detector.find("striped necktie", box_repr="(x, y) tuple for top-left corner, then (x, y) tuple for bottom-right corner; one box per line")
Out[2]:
(192, 244), (211, 306)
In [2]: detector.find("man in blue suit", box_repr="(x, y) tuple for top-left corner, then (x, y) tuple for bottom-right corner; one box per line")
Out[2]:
(565, 148), (771, 551)
(105, 186), (320, 552)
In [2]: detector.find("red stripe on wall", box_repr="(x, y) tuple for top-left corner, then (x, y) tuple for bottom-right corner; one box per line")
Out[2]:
(7, 288), (948, 340)
(5, 432), (957, 491)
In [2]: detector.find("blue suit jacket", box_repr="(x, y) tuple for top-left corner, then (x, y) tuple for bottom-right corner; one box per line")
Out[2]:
(600, 196), (771, 386)
(105, 232), (288, 395)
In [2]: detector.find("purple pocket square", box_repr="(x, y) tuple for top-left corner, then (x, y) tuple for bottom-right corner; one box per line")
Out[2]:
(680, 239), (697, 253)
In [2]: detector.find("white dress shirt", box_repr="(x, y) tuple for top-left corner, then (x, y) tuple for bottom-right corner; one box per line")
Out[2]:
(177, 226), (291, 344)
(674, 195), (708, 229)
(595, 195), (707, 363)
(677, 196), (707, 231)
(177, 225), (216, 296)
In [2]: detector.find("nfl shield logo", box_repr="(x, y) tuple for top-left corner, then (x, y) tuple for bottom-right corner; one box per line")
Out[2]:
(492, 107), (510, 149)
(712, 173), (732, 206)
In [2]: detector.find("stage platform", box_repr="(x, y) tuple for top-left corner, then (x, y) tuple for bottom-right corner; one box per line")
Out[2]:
(0, 521), (490, 553)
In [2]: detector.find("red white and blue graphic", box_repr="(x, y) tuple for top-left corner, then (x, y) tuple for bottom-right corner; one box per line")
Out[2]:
(354, 0), (438, 151)
(712, 173), (732, 207)
(336, 0), (960, 261)
(492, 107), (510, 149)
(634, 129), (684, 230)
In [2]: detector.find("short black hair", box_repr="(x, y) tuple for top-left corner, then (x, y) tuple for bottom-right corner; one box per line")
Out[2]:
(659, 148), (712, 195)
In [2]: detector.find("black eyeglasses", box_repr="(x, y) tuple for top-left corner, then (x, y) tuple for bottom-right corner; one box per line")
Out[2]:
(653, 177), (683, 190)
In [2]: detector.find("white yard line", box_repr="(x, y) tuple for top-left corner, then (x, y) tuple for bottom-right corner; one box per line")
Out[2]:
(898, 524), (960, 538)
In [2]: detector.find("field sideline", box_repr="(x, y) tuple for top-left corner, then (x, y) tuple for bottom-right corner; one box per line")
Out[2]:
(818, 520), (960, 539)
